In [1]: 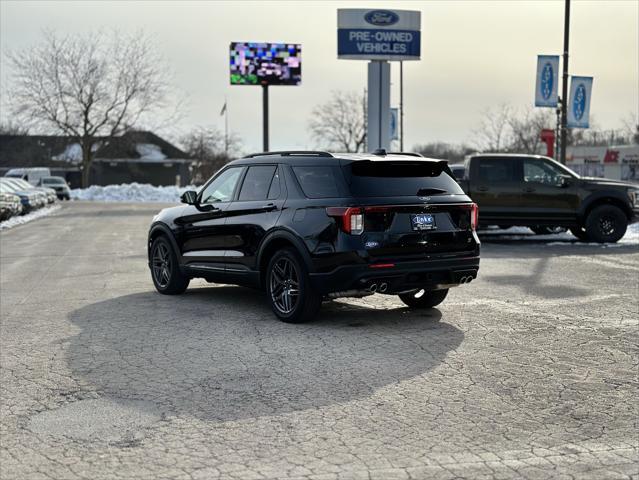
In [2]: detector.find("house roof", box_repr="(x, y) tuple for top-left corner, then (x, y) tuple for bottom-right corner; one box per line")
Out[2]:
(0, 131), (191, 169)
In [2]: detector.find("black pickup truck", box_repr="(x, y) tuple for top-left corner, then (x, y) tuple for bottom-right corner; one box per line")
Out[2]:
(456, 153), (639, 243)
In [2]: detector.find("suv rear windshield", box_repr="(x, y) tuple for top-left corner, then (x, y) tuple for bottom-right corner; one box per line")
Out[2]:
(343, 161), (464, 197)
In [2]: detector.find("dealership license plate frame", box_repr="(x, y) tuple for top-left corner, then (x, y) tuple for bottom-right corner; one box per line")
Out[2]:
(410, 213), (436, 231)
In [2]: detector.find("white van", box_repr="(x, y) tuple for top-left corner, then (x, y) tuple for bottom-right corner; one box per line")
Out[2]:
(5, 168), (52, 186)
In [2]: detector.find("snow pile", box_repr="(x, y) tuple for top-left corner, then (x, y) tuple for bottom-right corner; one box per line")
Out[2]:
(480, 224), (639, 246)
(71, 183), (190, 203)
(0, 205), (61, 231)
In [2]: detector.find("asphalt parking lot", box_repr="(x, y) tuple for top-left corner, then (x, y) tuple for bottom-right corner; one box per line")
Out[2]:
(1, 202), (638, 480)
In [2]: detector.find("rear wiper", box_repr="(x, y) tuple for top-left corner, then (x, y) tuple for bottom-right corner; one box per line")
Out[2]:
(417, 187), (447, 196)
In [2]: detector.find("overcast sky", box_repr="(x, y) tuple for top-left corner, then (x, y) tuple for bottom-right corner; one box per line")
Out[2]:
(1, 0), (637, 153)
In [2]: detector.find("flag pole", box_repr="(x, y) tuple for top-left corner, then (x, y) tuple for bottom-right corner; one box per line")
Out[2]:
(224, 96), (229, 156)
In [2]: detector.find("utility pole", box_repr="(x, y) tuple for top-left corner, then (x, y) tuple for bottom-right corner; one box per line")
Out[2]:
(560, 0), (571, 164)
(400, 61), (404, 151)
(262, 83), (269, 152)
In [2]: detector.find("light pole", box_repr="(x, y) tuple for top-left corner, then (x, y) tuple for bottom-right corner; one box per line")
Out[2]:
(560, 0), (571, 164)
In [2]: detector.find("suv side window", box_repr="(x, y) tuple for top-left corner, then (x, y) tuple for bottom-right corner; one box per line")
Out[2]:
(199, 167), (243, 204)
(238, 165), (277, 201)
(293, 166), (339, 198)
(523, 158), (564, 186)
(477, 159), (520, 183)
(267, 166), (281, 200)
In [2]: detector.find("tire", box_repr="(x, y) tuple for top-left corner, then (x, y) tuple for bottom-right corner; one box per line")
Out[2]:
(530, 226), (567, 235)
(569, 226), (590, 242)
(398, 289), (449, 309)
(584, 205), (628, 243)
(150, 236), (190, 294)
(266, 248), (321, 323)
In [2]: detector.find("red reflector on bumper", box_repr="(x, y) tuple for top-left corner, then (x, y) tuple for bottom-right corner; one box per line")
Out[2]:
(369, 263), (395, 269)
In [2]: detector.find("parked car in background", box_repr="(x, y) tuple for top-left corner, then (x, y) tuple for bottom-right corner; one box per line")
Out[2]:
(0, 179), (41, 213)
(37, 176), (71, 200)
(147, 150), (480, 323)
(4, 178), (57, 204)
(5, 167), (52, 186)
(0, 191), (22, 221)
(457, 153), (639, 243)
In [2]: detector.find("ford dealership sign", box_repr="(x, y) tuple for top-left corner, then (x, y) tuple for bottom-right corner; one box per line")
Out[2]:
(534, 55), (559, 107)
(567, 76), (593, 128)
(365, 10), (399, 26)
(338, 9), (421, 61)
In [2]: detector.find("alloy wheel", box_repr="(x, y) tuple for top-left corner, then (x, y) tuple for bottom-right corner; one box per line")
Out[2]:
(152, 242), (172, 288)
(269, 257), (300, 315)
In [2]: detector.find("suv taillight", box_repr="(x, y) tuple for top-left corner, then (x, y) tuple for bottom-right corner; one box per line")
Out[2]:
(326, 207), (364, 235)
(470, 203), (479, 230)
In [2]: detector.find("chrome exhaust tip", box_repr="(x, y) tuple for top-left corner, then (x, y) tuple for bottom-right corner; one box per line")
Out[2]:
(369, 283), (378, 293)
(379, 282), (388, 293)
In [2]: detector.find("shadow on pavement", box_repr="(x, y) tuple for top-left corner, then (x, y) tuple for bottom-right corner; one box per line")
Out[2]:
(67, 287), (462, 422)
(482, 256), (591, 299)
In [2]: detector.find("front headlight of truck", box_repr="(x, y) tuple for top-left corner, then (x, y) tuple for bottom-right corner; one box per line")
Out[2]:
(629, 188), (639, 208)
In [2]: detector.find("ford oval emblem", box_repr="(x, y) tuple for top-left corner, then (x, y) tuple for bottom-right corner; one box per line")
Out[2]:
(573, 83), (586, 121)
(541, 62), (553, 100)
(365, 10), (399, 26)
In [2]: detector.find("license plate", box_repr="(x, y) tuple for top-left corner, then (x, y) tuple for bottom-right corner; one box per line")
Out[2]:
(410, 213), (436, 231)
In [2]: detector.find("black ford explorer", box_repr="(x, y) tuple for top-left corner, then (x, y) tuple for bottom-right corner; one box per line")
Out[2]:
(147, 151), (480, 323)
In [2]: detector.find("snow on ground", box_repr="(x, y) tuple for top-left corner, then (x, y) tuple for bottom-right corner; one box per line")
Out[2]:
(479, 223), (639, 246)
(0, 205), (61, 231)
(71, 183), (190, 203)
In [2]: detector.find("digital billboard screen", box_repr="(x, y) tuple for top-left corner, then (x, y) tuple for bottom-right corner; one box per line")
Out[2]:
(230, 42), (302, 86)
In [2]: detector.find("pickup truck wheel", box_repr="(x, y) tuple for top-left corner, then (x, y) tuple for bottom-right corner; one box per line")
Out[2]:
(569, 226), (590, 242)
(151, 236), (190, 295)
(584, 205), (627, 243)
(266, 248), (321, 323)
(399, 289), (449, 309)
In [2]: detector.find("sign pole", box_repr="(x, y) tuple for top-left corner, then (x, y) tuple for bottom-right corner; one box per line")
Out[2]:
(400, 60), (404, 151)
(262, 83), (269, 152)
(560, 0), (571, 164)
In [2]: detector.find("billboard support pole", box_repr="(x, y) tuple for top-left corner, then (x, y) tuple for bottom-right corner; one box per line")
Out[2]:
(560, 0), (570, 164)
(400, 61), (404, 151)
(367, 60), (391, 152)
(262, 84), (269, 152)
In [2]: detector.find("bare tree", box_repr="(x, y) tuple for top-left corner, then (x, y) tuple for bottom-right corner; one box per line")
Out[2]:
(309, 90), (366, 152)
(6, 30), (174, 186)
(507, 107), (554, 154)
(413, 142), (475, 162)
(0, 121), (29, 135)
(181, 126), (242, 185)
(472, 104), (512, 152)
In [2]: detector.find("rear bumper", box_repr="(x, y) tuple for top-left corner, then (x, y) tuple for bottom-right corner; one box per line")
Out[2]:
(309, 255), (480, 295)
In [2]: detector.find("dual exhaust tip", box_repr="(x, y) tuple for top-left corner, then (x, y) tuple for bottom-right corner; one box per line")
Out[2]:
(368, 282), (388, 293)
(459, 276), (473, 284)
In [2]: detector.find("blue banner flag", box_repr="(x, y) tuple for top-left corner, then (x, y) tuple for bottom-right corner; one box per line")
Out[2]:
(535, 55), (559, 107)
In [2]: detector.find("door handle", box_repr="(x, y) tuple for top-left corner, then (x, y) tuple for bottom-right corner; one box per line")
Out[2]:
(523, 187), (536, 193)
(261, 203), (277, 212)
(476, 186), (489, 192)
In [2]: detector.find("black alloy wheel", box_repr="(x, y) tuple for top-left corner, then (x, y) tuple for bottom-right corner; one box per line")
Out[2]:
(266, 248), (321, 323)
(151, 236), (190, 294)
(584, 205), (627, 243)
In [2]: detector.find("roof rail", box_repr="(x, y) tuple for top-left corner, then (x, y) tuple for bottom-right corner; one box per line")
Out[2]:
(244, 150), (334, 158)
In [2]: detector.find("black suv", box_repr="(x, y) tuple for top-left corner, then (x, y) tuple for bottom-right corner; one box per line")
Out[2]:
(147, 151), (480, 323)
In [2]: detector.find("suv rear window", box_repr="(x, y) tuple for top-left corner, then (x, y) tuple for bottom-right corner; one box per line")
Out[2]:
(344, 161), (464, 197)
(293, 166), (340, 198)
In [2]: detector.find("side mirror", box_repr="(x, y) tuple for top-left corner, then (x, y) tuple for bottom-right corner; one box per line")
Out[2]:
(558, 176), (571, 188)
(180, 190), (198, 205)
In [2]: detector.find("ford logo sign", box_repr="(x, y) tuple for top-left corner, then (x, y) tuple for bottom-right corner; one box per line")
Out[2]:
(573, 83), (586, 121)
(365, 10), (399, 26)
(541, 62), (553, 100)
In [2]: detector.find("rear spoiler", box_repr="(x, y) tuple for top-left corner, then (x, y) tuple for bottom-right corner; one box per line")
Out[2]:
(348, 159), (450, 178)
